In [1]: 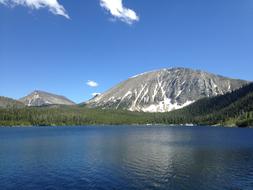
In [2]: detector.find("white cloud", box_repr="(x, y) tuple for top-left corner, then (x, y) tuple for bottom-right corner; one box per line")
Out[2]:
(92, 92), (101, 97)
(100, 0), (139, 24)
(0, 0), (140, 23)
(86, 80), (99, 87)
(0, 0), (69, 18)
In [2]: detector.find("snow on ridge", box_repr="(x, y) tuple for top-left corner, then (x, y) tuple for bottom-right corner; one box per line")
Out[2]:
(129, 68), (172, 79)
(130, 71), (152, 79)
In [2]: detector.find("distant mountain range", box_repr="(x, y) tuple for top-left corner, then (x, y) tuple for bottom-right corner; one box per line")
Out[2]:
(87, 68), (247, 112)
(0, 67), (249, 112)
(0, 82), (252, 127)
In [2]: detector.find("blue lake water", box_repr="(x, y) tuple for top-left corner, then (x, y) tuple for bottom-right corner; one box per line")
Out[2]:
(0, 126), (253, 190)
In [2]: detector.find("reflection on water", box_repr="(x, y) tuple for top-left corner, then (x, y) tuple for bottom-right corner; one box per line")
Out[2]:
(0, 126), (253, 190)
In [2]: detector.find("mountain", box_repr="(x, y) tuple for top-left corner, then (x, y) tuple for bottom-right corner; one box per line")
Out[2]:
(19, 90), (76, 107)
(0, 96), (25, 108)
(87, 68), (248, 112)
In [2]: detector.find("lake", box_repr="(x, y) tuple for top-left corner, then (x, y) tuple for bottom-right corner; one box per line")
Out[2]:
(0, 126), (253, 190)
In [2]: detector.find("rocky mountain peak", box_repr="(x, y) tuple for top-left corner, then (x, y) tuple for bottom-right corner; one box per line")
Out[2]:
(86, 67), (248, 112)
(20, 90), (75, 107)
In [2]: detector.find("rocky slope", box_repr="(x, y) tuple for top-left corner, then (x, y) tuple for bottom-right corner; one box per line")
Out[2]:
(86, 68), (248, 112)
(19, 90), (75, 107)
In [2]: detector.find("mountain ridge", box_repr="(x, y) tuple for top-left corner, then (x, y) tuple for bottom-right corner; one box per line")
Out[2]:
(87, 67), (248, 112)
(19, 90), (76, 107)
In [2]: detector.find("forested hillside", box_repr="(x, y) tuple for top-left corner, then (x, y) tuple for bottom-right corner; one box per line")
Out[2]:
(0, 106), (156, 126)
(164, 83), (253, 126)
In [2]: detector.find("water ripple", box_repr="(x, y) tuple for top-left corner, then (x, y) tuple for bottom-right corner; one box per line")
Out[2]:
(0, 126), (253, 190)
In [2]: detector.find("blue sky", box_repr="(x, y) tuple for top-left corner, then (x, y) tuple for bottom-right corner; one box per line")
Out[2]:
(1, 0), (253, 103)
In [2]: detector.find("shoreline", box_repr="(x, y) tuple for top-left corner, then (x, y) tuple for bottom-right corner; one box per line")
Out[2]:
(0, 124), (252, 128)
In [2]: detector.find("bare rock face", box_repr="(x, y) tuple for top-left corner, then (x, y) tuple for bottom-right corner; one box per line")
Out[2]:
(86, 68), (248, 112)
(20, 90), (75, 107)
